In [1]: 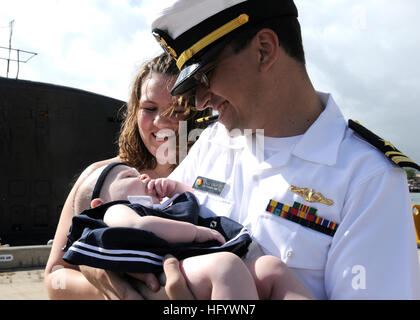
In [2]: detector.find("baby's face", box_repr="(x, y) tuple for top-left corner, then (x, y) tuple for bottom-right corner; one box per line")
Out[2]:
(101, 165), (158, 203)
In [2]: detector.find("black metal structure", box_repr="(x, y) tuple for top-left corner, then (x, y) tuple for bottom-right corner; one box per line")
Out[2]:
(0, 77), (125, 245)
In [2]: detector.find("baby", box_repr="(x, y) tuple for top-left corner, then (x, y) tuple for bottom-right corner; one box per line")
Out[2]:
(65, 162), (312, 300)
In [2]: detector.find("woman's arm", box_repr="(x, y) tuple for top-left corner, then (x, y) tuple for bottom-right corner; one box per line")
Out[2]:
(104, 204), (225, 244)
(44, 157), (147, 299)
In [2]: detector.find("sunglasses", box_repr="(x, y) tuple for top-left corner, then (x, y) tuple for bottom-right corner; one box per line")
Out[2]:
(174, 44), (234, 96)
(191, 64), (217, 89)
(191, 45), (238, 91)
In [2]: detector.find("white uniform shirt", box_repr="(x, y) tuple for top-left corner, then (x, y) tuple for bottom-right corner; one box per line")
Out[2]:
(170, 92), (420, 299)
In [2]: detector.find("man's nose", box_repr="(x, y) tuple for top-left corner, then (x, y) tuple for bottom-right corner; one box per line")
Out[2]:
(195, 85), (212, 110)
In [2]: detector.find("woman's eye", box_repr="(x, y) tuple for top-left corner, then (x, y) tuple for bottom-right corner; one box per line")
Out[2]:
(140, 104), (157, 112)
(143, 107), (157, 112)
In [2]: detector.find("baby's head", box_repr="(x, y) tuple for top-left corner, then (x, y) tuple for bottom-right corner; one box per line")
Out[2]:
(74, 162), (159, 214)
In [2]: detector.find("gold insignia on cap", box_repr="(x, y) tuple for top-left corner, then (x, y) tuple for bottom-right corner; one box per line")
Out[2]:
(159, 37), (178, 58)
(289, 186), (334, 206)
(152, 31), (178, 58)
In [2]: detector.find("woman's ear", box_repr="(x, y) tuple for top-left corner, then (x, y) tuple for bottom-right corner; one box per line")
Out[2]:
(91, 198), (105, 208)
(254, 28), (279, 72)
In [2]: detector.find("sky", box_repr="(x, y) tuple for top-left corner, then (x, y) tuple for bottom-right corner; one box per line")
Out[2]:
(1, 0), (419, 166)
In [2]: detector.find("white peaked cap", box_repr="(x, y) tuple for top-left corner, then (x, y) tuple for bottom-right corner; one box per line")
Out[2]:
(151, 0), (298, 95)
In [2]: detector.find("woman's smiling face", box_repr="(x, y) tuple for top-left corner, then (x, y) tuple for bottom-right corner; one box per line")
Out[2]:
(137, 72), (186, 159)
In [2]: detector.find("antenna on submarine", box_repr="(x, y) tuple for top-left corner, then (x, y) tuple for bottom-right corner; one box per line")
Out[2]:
(0, 20), (37, 79)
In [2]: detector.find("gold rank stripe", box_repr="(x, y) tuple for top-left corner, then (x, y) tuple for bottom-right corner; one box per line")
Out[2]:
(176, 14), (249, 70)
(391, 156), (417, 165)
(385, 151), (416, 164)
(349, 120), (420, 170)
(385, 151), (404, 157)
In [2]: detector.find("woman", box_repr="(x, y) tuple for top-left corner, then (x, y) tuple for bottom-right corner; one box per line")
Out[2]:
(44, 53), (211, 299)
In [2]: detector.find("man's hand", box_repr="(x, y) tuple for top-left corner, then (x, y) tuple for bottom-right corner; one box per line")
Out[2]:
(163, 255), (195, 300)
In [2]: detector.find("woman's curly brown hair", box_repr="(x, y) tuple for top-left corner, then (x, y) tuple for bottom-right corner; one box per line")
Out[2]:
(118, 52), (212, 172)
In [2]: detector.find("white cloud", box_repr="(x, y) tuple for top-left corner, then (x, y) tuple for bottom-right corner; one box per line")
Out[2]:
(296, 0), (420, 163)
(0, 0), (163, 100)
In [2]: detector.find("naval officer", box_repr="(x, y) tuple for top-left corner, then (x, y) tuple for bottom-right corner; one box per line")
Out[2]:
(151, 0), (420, 299)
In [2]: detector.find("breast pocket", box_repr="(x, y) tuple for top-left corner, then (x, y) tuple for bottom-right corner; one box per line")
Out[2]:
(291, 225), (332, 270)
(254, 212), (332, 270)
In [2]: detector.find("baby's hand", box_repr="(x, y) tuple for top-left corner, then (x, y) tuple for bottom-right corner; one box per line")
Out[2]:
(139, 174), (151, 184)
(194, 226), (226, 245)
(146, 178), (178, 201)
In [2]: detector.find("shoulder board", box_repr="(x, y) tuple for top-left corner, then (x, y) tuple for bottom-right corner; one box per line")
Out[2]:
(348, 119), (420, 171)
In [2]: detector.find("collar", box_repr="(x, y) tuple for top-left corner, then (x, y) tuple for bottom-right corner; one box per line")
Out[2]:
(257, 92), (346, 170)
(208, 92), (346, 167)
(292, 92), (347, 166)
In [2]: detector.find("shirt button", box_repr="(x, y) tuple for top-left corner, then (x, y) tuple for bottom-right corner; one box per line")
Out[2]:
(286, 250), (294, 258)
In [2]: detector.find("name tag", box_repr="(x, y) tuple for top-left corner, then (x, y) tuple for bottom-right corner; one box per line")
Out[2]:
(193, 176), (226, 196)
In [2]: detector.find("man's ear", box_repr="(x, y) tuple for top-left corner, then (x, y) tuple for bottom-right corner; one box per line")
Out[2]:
(254, 28), (279, 72)
(91, 198), (105, 208)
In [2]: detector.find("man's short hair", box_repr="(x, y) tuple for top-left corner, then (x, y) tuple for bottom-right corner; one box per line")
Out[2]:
(229, 16), (306, 65)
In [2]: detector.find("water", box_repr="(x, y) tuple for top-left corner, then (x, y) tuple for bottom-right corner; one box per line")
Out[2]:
(410, 193), (420, 206)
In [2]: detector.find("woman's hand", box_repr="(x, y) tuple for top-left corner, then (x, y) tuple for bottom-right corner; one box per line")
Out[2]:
(79, 265), (159, 300)
(78, 257), (196, 300)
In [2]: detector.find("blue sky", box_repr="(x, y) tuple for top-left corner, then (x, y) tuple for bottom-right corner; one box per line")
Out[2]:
(1, 0), (419, 165)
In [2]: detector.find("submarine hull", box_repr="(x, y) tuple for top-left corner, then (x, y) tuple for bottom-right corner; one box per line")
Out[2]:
(0, 77), (124, 246)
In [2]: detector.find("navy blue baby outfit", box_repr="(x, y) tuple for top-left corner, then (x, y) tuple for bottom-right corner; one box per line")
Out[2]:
(62, 192), (252, 273)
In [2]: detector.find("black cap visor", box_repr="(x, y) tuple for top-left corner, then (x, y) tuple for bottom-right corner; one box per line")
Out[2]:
(170, 38), (229, 96)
